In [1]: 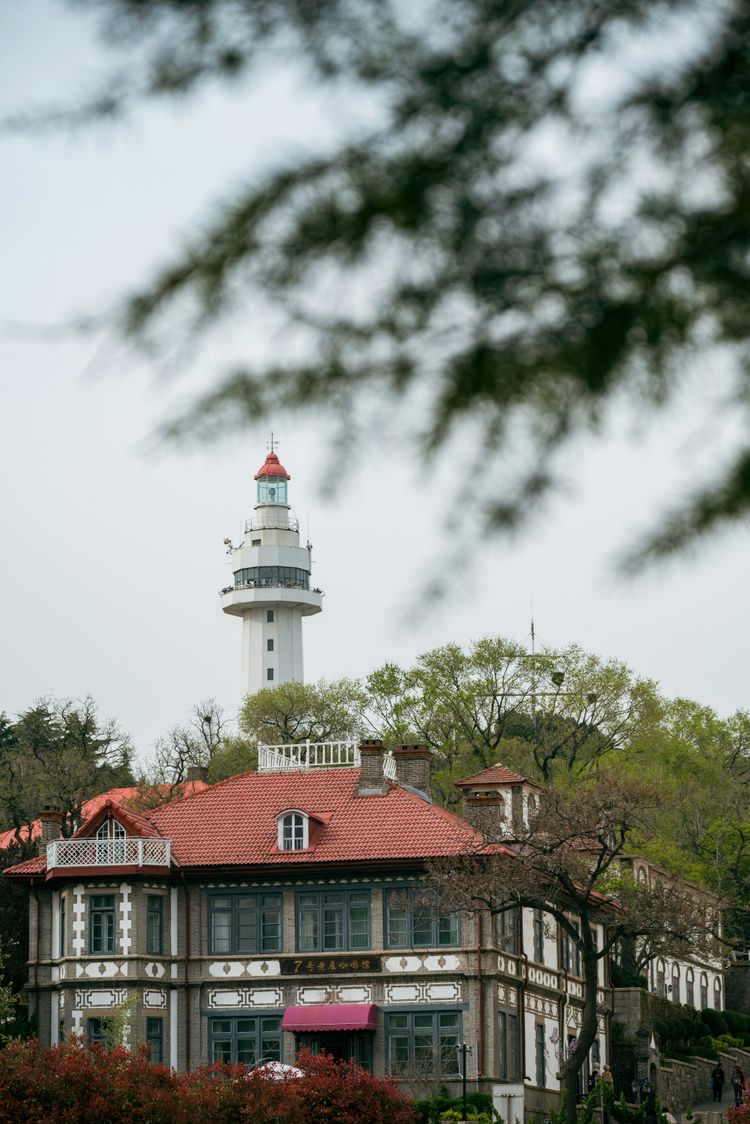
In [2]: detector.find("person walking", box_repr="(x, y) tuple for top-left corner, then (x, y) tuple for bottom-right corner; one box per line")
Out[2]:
(711, 1062), (725, 1103)
(732, 1063), (745, 1106)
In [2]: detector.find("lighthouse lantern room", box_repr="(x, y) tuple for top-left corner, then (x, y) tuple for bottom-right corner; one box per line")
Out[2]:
(220, 442), (322, 699)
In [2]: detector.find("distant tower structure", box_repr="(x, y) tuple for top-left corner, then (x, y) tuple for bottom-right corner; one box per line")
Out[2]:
(221, 440), (322, 699)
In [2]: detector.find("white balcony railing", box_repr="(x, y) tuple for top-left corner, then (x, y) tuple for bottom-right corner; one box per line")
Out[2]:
(258, 740), (397, 779)
(47, 837), (171, 870)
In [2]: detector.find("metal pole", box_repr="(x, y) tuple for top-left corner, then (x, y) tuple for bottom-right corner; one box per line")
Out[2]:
(462, 1042), (468, 1121)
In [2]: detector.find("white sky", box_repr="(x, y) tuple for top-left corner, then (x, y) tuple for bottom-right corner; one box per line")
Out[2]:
(1, 1), (748, 767)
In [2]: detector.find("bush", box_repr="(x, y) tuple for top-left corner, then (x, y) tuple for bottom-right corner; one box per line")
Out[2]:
(0, 1041), (417, 1124)
(700, 1008), (729, 1037)
(413, 1091), (497, 1123)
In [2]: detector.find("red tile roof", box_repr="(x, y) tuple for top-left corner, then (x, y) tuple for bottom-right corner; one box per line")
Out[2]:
(454, 763), (541, 790)
(5, 769), (486, 878)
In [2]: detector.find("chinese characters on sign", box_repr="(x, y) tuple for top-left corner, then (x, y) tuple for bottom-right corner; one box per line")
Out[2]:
(280, 956), (381, 975)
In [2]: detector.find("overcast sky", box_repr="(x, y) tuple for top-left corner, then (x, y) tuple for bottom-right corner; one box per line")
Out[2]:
(1, 1), (748, 767)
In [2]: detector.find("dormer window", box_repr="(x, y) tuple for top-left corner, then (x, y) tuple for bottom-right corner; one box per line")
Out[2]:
(278, 811), (308, 851)
(96, 818), (126, 863)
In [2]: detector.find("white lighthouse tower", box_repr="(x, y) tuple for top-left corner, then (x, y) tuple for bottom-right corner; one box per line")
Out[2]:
(220, 442), (323, 699)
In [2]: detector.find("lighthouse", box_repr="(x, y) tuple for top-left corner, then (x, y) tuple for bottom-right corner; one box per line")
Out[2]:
(221, 442), (323, 699)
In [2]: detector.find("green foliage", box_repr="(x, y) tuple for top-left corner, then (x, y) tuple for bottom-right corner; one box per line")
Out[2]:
(33, 0), (750, 569)
(413, 1091), (498, 1124)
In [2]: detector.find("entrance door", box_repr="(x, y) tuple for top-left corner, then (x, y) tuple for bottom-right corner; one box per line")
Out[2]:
(297, 1031), (372, 1071)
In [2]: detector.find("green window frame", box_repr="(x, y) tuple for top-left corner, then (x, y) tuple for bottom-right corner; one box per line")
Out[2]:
(59, 894), (66, 958)
(89, 894), (116, 954)
(209, 1015), (282, 1066)
(386, 1011), (461, 1077)
(296, 890), (370, 952)
(86, 1016), (110, 1045)
(535, 1022), (546, 1087)
(499, 1009), (520, 1080)
(146, 1017), (164, 1064)
(147, 895), (164, 955)
(533, 909), (545, 963)
(385, 887), (459, 949)
(497, 908), (518, 954)
(209, 892), (283, 955)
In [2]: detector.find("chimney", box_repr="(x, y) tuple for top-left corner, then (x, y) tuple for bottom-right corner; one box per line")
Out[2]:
(392, 745), (432, 800)
(357, 740), (387, 795)
(186, 765), (209, 784)
(461, 792), (507, 839)
(38, 805), (63, 844)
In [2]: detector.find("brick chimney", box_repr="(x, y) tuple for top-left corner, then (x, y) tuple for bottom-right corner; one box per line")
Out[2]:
(461, 793), (507, 838)
(357, 740), (388, 796)
(186, 765), (209, 784)
(38, 805), (63, 844)
(392, 745), (431, 800)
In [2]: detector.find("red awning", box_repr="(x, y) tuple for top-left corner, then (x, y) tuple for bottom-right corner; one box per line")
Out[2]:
(282, 1004), (377, 1032)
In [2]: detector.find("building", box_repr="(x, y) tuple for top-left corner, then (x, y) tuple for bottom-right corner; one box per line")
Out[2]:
(5, 743), (615, 1120)
(220, 443), (322, 699)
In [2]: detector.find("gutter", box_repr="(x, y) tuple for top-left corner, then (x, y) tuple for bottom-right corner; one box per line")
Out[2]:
(181, 873), (191, 1071)
(476, 911), (484, 1076)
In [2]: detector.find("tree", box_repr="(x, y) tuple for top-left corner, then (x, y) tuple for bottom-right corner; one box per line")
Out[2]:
(429, 771), (720, 1124)
(366, 639), (659, 806)
(209, 679), (367, 781)
(0, 697), (134, 839)
(145, 699), (228, 787)
(19, 0), (750, 567)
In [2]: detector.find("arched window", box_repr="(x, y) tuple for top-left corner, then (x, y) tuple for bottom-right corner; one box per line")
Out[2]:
(671, 963), (681, 1003)
(714, 977), (722, 1011)
(686, 967), (695, 1007)
(278, 811), (308, 851)
(700, 972), (709, 1009)
(637, 866), (648, 886)
(95, 818), (126, 863)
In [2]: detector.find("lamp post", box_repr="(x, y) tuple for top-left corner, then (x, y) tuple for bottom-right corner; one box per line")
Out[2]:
(461, 1042), (473, 1121)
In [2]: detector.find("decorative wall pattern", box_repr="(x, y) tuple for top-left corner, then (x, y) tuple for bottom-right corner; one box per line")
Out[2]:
(524, 993), (557, 1018)
(498, 983), (518, 1007)
(384, 981), (462, 1004)
(72, 885), (85, 955)
(292, 984), (374, 1005)
(143, 989), (168, 1009)
(145, 962), (166, 978)
(383, 954), (461, 974)
(119, 884), (132, 955)
(528, 966), (560, 990)
(75, 961), (125, 979)
(208, 960), (281, 978)
(498, 954), (518, 976)
(206, 987), (284, 1009)
(74, 987), (128, 1009)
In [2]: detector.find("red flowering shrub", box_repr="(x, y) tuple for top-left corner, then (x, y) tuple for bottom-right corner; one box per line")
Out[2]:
(0, 1041), (417, 1124)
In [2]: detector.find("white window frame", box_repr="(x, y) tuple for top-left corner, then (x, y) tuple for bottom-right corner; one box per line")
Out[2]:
(277, 810), (308, 851)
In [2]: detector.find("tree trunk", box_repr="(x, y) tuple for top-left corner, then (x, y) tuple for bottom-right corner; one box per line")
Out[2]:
(562, 918), (602, 1124)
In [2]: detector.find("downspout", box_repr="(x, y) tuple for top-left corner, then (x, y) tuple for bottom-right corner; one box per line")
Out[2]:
(181, 875), (191, 1071)
(476, 912), (485, 1077)
(32, 882), (41, 1003)
(519, 946), (529, 1082)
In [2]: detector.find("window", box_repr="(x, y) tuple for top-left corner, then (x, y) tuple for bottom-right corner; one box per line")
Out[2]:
(86, 1017), (110, 1046)
(714, 977), (722, 1010)
(686, 968), (695, 1007)
(210, 1016), (282, 1066)
(146, 1017), (164, 1064)
(252, 538), (261, 546)
(267, 610), (274, 622)
(59, 895), (66, 959)
(147, 895), (164, 955)
(267, 668), (274, 681)
(279, 812), (307, 851)
(533, 910), (545, 964)
(95, 818), (126, 863)
(656, 959), (666, 997)
(535, 1022), (546, 1088)
(296, 890), (370, 952)
(89, 894), (116, 954)
(385, 887), (459, 949)
(257, 477), (288, 504)
(267, 638), (274, 651)
(499, 1009), (520, 1080)
(497, 909), (518, 955)
(700, 972), (709, 1008)
(386, 1011), (461, 1077)
(671, 964), (680, 1003)
(592, 1038), (601, 1066)
(561, 921), (581, 976)
(234, 566), (309, 590)
(209, 892), (283, 955)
